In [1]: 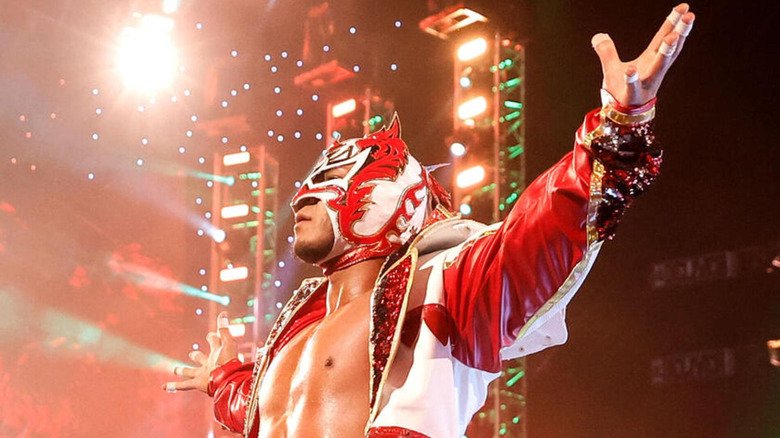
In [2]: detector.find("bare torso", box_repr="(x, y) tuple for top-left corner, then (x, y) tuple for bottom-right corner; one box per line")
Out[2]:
(254, 289), (386, 437)
(255, 287), (418, 437)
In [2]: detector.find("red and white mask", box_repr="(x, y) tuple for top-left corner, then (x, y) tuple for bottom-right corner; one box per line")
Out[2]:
(291, 116), (450, 271)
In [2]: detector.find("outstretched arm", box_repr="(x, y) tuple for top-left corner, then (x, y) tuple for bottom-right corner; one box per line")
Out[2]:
(441, 5), (695, 372)
(163, 312), (250, 433)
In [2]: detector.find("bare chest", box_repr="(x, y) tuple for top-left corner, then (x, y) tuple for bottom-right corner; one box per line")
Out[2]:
(255, 292), (373, 437)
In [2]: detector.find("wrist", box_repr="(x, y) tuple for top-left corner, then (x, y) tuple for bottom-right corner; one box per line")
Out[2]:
(599, 89), (656, 124)
(207, 358), (244, 397)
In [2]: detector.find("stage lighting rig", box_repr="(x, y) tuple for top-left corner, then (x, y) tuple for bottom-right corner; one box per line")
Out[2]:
(115, 13), (178, 95)
(210, 146), (280, 347)
(326, 89), (395, 141)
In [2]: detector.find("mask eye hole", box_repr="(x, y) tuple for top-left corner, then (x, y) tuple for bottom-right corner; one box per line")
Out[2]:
(312, 171), (327, 184)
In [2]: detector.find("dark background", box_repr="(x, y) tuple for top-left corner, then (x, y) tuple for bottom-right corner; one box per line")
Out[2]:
(0, 0), (778, 436)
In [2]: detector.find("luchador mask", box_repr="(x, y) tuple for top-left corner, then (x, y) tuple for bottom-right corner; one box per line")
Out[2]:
(291, 116), (451, 271)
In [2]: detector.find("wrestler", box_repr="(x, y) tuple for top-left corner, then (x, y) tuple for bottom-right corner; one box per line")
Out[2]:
(164, 5), (695, 437)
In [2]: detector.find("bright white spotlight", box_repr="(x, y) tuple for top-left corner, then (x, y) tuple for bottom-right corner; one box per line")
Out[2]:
(210, 229), (226, 243)
(457, 37), (488, 61)
(450, 142), (466, 157)
(456, 165), (486, 188)
(458, 96), (488, 120)
(332, 98), (357, 118)
(221, 204), (250, 219)
(116, 14), (177, 94)
(228, 323), (246, 337)
(223, 151), (251, 166)
(162, 0), (181, 14)
(220, 266), (248, 282)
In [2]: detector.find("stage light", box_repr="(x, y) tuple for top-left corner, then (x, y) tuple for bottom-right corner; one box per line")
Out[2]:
(458, 96), (488, 120)
(221, 204), (250, 219)
(457, 37), (488, 61)
(223, 151), (250, 166)
(504, 100), (523, 109)
(211, 229), (226, 243)
(116, 14), (177, 95)
(332, 98), (356, 117)
(459, 203), (472, 215)
(228, 323), (246, 337)
(450, 142), (467, 157)
(220, 266), (249, 282)
(456, 165), (486, 188)
(162, 0), (180, 14)
(460, 76), (472, 88)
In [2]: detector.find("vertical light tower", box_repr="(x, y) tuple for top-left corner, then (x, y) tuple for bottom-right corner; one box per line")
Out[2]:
(421, 5), (527, 438)
(210, 146), (279, 357)
(326, 88), (396, 141)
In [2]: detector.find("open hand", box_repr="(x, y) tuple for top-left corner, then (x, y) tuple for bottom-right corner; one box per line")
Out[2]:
(163, 311), (238, 394)
(592, 3), (695, 107)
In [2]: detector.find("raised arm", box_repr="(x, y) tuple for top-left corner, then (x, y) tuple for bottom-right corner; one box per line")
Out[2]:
(441, 4), (695, 372)
(162, 311), (248, 433)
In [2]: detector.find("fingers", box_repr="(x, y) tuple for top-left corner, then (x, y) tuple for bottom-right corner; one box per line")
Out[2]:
(645, 33), (681, 88)
(207, 331), (222, 354)
(216, 311), (233, 342)
(189, 350), (207, 366)
(658, 34), (679, 58)
(671, 12), (695, 63)
(647, 4), (689, 54)
(625, 65), (641, 105)
(173, 365), (199, 378)
(591, 33), (621, 79)
(162, 379), (200, 393)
